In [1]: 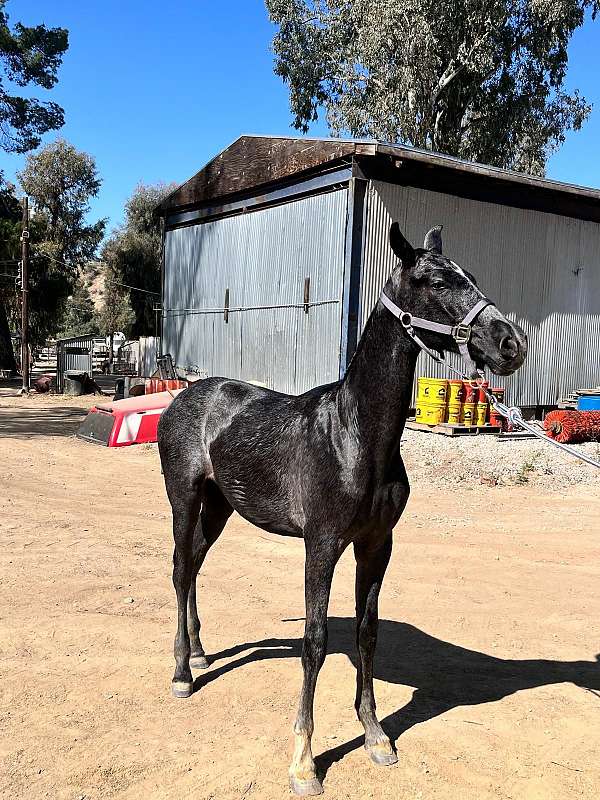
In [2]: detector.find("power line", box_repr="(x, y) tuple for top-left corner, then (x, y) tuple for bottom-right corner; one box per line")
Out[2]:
(31, 251), (72, 269)
(113, 281), (160, 296)
(31, 251), (160, 298)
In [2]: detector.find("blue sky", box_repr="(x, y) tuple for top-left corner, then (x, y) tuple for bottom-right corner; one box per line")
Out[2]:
(1, 1), (599, 235)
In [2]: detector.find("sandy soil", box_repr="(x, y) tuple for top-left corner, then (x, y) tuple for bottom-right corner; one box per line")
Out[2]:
(1, 396), (600, 800)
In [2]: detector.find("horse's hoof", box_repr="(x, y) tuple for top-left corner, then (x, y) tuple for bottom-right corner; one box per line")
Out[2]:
(171, 680), (193, 698)
(366, 742), (398, 766)
(190, 655), (209, 670)
(289, 775), (323, 796)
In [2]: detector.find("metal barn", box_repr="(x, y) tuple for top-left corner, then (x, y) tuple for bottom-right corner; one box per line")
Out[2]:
(156, 136), (600, 409)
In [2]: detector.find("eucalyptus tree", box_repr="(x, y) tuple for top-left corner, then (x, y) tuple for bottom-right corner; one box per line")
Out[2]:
(14, 139), (106, 351)
(266, 0), (598, 174)
(101, 183), (175, 338)
(0, 0), (68, 370)
(0, 0), (68, 154)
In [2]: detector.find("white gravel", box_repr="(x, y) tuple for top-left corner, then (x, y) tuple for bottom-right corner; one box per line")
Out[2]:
(401, 428), (600, 488)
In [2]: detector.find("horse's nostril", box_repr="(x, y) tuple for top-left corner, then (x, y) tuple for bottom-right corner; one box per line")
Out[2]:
(499, 335), (518, 358)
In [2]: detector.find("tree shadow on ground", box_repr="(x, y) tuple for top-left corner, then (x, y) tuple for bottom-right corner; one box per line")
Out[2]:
(195, 617), (600, 780)
(0, 405), (87, 438)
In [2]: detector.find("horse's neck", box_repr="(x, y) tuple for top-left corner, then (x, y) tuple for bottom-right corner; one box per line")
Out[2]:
(336, 303), (419, 470)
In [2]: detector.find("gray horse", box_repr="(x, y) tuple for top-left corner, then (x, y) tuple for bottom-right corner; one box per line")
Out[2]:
(158, 224), (527, 795)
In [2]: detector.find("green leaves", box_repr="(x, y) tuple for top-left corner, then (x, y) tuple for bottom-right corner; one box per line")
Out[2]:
(0, 1), (68, 153)
(18, 138), (105, 267)
(10, 138), (105, 348)
(266, 0), (598, 175)
(99, 183), (175, 338)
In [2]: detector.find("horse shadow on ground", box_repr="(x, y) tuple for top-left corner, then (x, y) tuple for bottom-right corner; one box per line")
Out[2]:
(196, 617), (600, 779)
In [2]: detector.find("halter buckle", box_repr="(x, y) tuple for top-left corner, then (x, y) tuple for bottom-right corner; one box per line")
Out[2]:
(452, 324), (471, 344)
(399, 311), (413, 329)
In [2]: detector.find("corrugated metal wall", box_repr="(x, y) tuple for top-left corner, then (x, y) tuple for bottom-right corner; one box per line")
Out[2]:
(163, 190), (347, 394)
(139, 336), (160, 377)
(360, 181), (600, 406)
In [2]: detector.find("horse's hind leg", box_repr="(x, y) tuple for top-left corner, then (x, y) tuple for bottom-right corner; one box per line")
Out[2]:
(170, 485), (202, 698)
(187, 480), (233, 669)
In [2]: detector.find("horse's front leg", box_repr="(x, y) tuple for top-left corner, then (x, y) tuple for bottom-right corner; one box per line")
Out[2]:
(354, 531), (397, 766)
(289, 538), (340, 796)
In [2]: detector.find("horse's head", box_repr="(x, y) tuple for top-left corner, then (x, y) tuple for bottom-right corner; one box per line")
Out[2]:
(385, 223), (527, 376)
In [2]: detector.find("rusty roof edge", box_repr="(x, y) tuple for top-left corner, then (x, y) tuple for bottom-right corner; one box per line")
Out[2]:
(155, 136), (373, 216)
(155, 134), (250, 214)
(155, 135), (600, 217)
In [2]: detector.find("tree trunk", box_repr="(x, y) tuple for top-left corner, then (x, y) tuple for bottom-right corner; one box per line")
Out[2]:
(0, 300), (17, 374)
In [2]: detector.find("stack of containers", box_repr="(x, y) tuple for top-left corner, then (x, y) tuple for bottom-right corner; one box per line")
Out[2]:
(416, 375), (498, 428)
(415, 377), (449, 424)
(145, 378), (188, 394)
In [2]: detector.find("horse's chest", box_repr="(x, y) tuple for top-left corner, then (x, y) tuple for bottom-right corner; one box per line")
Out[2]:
(341, 479), (409, 536)
(370, 480), (410, 526)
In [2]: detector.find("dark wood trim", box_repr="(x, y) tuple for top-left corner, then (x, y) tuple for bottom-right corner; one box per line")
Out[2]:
(164, 167), (352, 230)
(340, 177), (368, 378)
(357, 153), (600, 223)
(158, 136), (372, 215)
(157, 135), (600, 225)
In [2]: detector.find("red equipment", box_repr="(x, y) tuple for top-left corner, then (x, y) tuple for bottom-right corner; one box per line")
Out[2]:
(544, 410), (600, 444)
(77, 389), (184, 447)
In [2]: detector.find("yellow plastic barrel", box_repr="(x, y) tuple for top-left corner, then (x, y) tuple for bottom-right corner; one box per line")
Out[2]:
(416, 377), (448, 425)
(446, 380), (464, 424)
(476, 402), (488, 426)
(447, 380), (464, 404)
(460, 402), (476, 426)
(417, 377), (448, 404)
(416, 403), (446, 424)
(446, 404), (461, 424)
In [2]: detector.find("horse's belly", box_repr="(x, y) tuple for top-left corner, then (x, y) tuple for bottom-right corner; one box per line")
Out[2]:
(212, 467), (304, 537)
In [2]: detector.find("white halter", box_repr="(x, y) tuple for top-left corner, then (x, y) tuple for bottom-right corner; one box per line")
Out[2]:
(379, 290), (493, 376)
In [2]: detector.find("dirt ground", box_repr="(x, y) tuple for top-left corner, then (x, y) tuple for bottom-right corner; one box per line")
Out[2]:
(1, 394), (600, 800)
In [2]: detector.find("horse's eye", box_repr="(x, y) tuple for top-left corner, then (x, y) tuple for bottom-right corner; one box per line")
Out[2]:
(431, 281), (446, 290)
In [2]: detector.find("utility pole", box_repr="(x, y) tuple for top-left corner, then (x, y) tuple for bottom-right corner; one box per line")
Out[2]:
(20, 197), (29, 395)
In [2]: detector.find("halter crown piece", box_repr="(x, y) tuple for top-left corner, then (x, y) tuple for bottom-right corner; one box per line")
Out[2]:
(379, 290), (493, 377)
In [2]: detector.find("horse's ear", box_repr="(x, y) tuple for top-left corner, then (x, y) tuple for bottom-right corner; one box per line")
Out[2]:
(424, 225), (443, 254)
(389, 223), (415, 267)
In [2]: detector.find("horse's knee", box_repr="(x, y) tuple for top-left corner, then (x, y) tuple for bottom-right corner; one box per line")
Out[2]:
(301, 625), (328, 673)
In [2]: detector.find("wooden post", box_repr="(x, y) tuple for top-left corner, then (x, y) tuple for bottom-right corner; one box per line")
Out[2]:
(304, 277), (310, 314)
(159, 216), (165, 356)
(224, 288), (229, 323)
(20, 197), (29, 395)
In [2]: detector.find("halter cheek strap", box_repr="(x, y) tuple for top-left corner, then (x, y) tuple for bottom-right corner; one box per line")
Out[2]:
(379, 291), (493, 376)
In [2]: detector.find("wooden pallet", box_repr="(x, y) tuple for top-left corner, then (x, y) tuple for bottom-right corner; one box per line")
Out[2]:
(406, 420), (502, 437)
(497, 431), (538, 440)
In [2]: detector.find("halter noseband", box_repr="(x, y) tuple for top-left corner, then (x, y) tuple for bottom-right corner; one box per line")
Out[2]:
(379, 290), (494, 376)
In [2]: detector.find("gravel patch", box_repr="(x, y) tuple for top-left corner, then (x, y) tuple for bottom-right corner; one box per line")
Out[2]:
(401, 428), (600, 488)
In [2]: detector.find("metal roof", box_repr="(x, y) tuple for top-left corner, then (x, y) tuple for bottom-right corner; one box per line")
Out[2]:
(157, 135), (600, 223)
